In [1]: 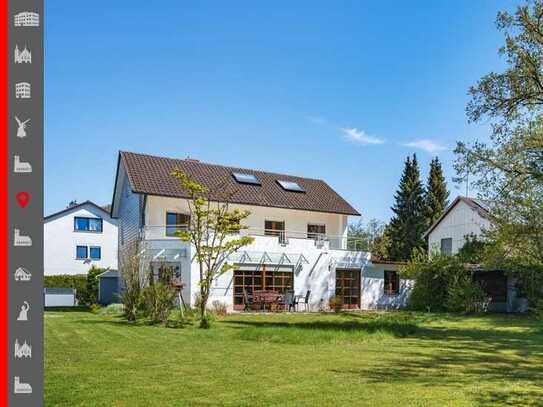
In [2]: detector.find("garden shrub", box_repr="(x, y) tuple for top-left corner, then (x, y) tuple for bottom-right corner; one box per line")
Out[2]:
(86, 266), (107, 305)
(211, 300), (228, 316)
(89, 304), (102, 314)
(120, 252), (142, 322)
(328, 295), (343, 313)
(99, 303), (125, 316)
(402, 250), (485, 313)
(142, 283), (176, 324)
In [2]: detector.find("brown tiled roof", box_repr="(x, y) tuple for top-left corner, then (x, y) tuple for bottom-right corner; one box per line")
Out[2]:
(119, 151), (360, 216)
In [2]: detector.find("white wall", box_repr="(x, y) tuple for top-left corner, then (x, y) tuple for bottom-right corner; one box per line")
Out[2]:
(44, 204), (118, 275)
(44, 293), (76, 307)
(428, 200), (492, 255)
(360, 263), (413, 309)
(140, 196), (407, 312)
(144, 196), (348, 243)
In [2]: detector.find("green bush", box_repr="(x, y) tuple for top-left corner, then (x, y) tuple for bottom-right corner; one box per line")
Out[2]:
(44, 275), (87, 304)
(89, 304), (102, 314)
(86, 266), (108, 305)
(328, 295), (343, 313)
(211, 300), (228, 316)
(403, 250), (485, 313)
(445, 273), (486, 313)
(142, 283), (176, 324)
(99, 303), (124, 316)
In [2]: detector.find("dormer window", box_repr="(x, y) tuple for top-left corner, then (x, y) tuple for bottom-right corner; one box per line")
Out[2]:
(277, 180), (305, 192)
(232, 172), (261, 185)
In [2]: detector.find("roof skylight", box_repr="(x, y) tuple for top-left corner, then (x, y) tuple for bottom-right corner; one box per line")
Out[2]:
(277, 180), (305, 192)
(232, 172), (261, 185)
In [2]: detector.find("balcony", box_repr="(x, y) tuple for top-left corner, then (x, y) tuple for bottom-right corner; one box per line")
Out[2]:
(140, 225), (367, 252)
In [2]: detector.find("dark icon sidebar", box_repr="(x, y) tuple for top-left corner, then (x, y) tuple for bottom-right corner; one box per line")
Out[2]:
(8, 0), (44, 406)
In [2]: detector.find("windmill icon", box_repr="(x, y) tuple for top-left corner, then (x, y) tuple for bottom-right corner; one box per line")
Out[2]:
(15, 116), (30, 139)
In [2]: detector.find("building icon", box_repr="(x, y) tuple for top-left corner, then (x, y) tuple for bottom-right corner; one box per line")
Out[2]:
(15, 82), (31, 99)
(14, 12), (39, 27)
(14, 267), (32, 282)
(14, 45), (31, 64)
(14, 339), (32, 359)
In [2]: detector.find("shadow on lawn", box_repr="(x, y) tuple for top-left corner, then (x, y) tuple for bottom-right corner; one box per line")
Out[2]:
(226, 315), (419, 338)
(327, 321), (543, 405)
(73, 316), (194, 329)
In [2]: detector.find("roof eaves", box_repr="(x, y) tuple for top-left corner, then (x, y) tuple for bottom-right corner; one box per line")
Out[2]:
(44, 200), (111, 221)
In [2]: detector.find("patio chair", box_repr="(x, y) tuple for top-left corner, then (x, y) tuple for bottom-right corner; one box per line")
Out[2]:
(296, 290), (311, 312)
(284, 290), (296, 312)
(297, 290), (311, 312)
(243, 289), (254, 312)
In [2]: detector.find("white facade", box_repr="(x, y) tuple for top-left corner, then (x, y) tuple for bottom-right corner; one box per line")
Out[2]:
(134, 195), (411, 312)
(144, 195), (349, 245)
(427, 198), (492, 256)
(360, 263), (413, 309)
(44, 202), (118, 275)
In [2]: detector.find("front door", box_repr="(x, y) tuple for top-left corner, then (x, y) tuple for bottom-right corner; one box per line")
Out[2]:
(335, 268), (361, 309)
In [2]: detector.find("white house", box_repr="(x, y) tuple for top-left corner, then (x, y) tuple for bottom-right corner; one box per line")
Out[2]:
(111, 151), (412, 312)
(423, 196), (527, 313)
(44, 201), (118, 275)
(424, 196), (491, 256)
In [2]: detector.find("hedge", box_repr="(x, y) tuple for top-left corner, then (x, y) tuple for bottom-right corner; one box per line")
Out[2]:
(44, 275), (88, 304)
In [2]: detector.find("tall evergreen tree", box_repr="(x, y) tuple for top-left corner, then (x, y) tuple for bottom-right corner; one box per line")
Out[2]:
(424, 157), (449, 227)
(389, 154), (427, 261)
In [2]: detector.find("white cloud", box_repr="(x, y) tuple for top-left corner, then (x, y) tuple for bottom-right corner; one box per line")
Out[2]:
(340, 127), (385, 145)
(403, 139), (447, 153)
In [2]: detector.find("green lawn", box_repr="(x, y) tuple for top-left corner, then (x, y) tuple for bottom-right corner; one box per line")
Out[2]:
(45, 310), (543, 406)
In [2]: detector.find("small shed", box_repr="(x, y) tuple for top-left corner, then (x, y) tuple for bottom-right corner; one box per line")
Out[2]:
(98, 270), (121, 305)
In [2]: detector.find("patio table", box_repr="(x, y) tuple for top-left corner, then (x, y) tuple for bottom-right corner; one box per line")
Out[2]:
(253, 290), (283, 311)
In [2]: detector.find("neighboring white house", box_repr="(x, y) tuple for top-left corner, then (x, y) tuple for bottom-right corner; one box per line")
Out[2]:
(111, 151), (412, 312)
(44, 201), (118, 275)
(424, 196), (492, 256)
(423, 196), (524, 312)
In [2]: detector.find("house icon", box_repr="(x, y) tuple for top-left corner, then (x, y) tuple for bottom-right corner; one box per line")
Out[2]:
(14, 267), (31, 282)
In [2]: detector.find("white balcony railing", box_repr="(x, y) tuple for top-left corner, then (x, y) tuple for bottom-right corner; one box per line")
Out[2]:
(140, 225), (368, 251)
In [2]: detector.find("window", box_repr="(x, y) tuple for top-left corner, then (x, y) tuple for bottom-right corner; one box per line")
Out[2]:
(440, 238), (453, 255)
(166, 212), (190, 237)
(89, 246), (101, 260)
(74, 217), (103, 232)
(307, 224), (326, 239)
(265, 220), (286, 243)
(232, 172), (261, 185)
(76, 245), (88, 259)
(233, 266), (293, 310)
(276, 180), (305, 192)
(384, 270), (399, 295)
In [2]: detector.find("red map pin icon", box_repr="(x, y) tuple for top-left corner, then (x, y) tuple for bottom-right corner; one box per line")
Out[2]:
(16, 191), (31, 208)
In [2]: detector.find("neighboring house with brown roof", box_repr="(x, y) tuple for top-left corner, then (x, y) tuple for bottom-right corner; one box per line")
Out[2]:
(111, 151), (412, 311)
(424, 196), (492, 256)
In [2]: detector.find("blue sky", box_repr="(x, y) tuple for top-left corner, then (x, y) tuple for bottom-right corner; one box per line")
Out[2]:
(45, 0), (517, 222)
